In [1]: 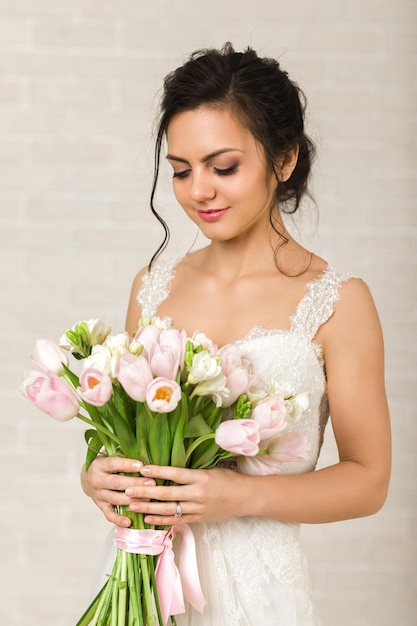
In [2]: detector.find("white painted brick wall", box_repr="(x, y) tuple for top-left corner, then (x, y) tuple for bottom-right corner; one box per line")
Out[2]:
(1, 1), (416, 624)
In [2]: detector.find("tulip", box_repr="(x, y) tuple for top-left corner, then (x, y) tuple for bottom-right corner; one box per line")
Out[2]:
(83, 345), (112, 376)
(217, 344), (252, 407)
(286, 393), (310, 422)
(78, 368), (113, 407)
(20, 370), (79, 421)
(103, 332), (130, 359)
(59, 319), (111, 358)
(158, 327), (187, 371)
(250, 394), (287, 440)
(116, 353), (153, 402)
(237, 455), (282, 476)
(146, 377), (181, 413)
(191, 371), (229, 407)
(188, 351), (229, 406)
(149, 344), (180, 380)
(214, 419), (260, 456)
(32, 339), (69, 375)
(187, 351), (221, 384)
(268, 431), (311, 463)
(191, 331), (215, 351)
(133, 324), (160, 358)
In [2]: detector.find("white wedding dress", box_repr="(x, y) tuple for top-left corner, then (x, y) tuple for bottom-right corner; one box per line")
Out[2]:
(134, 258), (353, 626)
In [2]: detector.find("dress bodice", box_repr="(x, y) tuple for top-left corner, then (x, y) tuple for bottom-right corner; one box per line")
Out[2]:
(137, 258), (353, 475)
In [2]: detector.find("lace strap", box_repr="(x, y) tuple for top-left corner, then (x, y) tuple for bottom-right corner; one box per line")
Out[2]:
(290, 266), (354, 340)
(136, 258), (179, 319)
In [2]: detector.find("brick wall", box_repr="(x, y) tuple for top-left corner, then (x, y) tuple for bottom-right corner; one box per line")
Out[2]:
(1, 1), (416, 624)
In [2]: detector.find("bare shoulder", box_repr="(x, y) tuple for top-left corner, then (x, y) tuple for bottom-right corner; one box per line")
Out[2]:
(335, 276), (380, 325)
(319, 275), (384, 360)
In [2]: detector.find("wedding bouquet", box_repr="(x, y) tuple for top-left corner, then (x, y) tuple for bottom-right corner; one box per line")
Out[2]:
(21, 317), (310, 626)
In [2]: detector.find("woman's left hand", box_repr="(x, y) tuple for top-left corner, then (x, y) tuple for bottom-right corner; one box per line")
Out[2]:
(125, 465), (249, 526)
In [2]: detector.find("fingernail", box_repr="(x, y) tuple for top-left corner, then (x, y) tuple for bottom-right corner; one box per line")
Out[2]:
(132, 461), (143, 469)
(125, 487), (134, 496)
(140, 467), (151, 475)
(144, 479), (155, 486)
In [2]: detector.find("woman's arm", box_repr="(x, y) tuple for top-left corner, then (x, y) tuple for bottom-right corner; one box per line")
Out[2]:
(80, 267), (151, 527)
(124, 278), (391, 526)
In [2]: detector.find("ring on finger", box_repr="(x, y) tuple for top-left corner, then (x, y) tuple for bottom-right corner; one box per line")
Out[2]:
(174, 501), (183, 518)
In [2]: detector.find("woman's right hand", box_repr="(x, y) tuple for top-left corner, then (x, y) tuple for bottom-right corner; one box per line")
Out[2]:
(81, 456), (155, 527)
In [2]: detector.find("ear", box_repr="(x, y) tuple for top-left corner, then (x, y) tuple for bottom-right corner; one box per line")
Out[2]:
(279, 145), (299, 182)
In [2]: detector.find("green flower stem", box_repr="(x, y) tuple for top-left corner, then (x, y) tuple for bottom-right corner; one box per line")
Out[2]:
(148, 554), (163, 626)
(76, 412), (119, 444)
(87, 576), (113, 626)
(139, 553), (155, 626)
(111, 553), (121, 625)
(118, 549), (128, 624)
(135, 513), (157, 626)
(184, 432), (215, 464)
(75, 580), (108, 625)
(127, 553), (142, 626)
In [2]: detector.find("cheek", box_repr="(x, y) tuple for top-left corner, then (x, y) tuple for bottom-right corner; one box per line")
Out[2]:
(172, 182), (187, 207)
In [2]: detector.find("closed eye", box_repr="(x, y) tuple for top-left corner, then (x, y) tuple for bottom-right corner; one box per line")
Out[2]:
(214, 164), (238, 176)
(172, 170), (191, 180)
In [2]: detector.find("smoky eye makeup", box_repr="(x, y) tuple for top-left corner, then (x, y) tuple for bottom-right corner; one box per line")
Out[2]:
(213, 163), (239, 176)
(172, 169), (191, 179)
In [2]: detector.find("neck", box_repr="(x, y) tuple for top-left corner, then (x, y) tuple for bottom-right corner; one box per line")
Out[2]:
(197, 224), (290, 280)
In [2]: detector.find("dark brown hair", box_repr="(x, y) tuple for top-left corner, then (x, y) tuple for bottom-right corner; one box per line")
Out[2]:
(149, 43), (315, 267)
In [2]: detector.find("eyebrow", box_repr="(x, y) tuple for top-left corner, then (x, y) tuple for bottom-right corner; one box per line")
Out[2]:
(166, 148), (243, 164)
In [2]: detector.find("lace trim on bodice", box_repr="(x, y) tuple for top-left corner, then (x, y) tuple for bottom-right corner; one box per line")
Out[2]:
(290, 266), (353, 340)
(137, 258), (353, 342)
(137, 257), (179, 320)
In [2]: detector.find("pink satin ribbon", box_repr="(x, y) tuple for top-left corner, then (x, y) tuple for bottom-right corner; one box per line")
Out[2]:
(116, 524), (206, 625)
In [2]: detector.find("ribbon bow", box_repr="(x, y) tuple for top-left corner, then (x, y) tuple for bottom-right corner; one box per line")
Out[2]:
(116, 524), (205, 625)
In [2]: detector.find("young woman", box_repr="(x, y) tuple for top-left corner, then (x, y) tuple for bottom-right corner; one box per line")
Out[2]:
(81, 44), (391, 625)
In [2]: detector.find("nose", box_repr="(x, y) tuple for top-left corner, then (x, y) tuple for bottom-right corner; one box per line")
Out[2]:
(189, 171), (215, 202)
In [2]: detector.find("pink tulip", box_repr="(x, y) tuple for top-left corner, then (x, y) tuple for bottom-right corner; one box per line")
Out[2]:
(135, 325), (186, 379)
(268, 431), (311, 463)
(32, 339), (69, 375)
(251, 394), (287, 440)
(237, 455), (283, 476)
(215, 419), (260, 456)
(146, 377), (181, 413)
(78, 368), (113, 407)
(116, 353), (153, 402)
(149, 344), (180, 380)
(159, 328), (187, 370)
(134, 325), (160, 357)
(20, 370), (80, 421)
(217, 344), (252, 407)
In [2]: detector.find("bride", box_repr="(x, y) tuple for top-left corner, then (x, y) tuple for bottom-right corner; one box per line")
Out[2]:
(81, 43), (391, 625)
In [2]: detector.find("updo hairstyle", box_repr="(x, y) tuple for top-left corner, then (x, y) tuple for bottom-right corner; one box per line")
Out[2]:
(149, 42), (315, 266)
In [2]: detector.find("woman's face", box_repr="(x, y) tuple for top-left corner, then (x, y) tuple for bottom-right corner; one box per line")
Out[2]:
(166, 106), (278, 243)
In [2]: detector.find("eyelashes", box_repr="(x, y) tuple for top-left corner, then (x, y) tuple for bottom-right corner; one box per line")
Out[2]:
(172, 170), (190, 180)
(172, 164), (239, 180)
(214, 164), (238, 176)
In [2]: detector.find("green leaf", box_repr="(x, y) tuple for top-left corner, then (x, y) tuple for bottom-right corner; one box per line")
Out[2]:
(84, 430), (103, 470)
(136, 403), (150, 465)
(148, 413), (171, 466)
(185, 413), (213, 438)
(105, 402), (137, 458)
(170, 397), (188, 467)
(61, 363), (80, 388)
(189, 440), (220, 469)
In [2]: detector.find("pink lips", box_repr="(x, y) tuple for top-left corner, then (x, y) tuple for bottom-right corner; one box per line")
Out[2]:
(197, 208), (229, 222)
